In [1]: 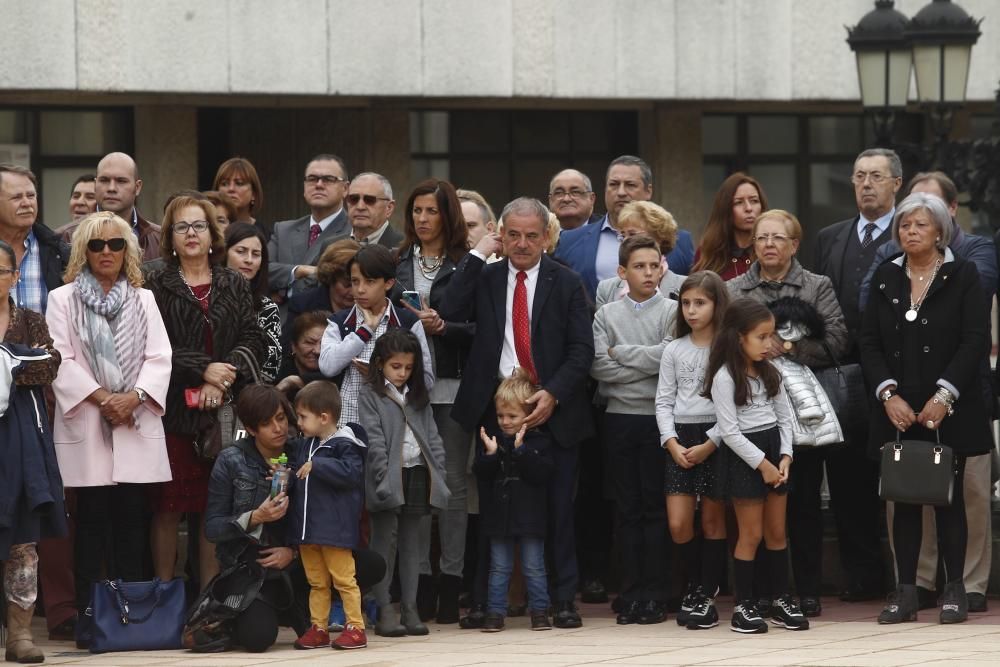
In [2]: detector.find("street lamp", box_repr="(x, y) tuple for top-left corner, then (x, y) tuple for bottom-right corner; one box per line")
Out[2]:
(847, 0), (983, 165)
(846, 0), (911, 145)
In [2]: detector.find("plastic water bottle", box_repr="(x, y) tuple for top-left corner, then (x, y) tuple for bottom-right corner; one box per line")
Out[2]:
(269, 453), (289, 498)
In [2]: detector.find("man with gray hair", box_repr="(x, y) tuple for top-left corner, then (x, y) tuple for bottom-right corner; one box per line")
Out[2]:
(344, 172), (402, 249)
(548, 169), (598, 231)
(442, 197), (594, 630)
(268, 153), (351, 298)
(807, 147), (902, 615)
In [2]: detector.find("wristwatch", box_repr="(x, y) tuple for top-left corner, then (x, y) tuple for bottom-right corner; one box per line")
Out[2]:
(134, 387), (148, 404)
(879, 388), (896, 402)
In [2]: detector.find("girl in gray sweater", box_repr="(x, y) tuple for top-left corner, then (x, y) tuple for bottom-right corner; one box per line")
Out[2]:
(703, 298), (805, 635)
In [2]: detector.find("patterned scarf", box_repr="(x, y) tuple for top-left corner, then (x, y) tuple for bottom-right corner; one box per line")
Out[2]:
(72, 268), (147, 397)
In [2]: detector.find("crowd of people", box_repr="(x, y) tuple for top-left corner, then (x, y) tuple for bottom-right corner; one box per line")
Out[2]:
(0, 144), (995, 659)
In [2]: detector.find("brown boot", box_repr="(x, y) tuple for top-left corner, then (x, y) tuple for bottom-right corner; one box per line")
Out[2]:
(5, 604), (44, 664)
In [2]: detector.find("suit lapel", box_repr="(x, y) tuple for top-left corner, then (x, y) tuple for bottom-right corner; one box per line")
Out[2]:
(531, 257), (555, 337)
(490, 259), (508, 339)
(288, 216), (310, 264)
(828, 218), (856, 288)
(580, 220), (602, 287)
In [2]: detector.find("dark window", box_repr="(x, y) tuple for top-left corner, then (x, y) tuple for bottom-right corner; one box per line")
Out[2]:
(410, 110), (638, 216)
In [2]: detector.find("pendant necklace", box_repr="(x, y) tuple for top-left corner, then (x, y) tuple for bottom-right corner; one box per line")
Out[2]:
(904, 258), (941, 322)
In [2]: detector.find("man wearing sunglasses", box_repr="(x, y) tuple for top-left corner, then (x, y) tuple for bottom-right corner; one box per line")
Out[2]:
(343, 172), (400, 250)
(268, 154), (351, 301)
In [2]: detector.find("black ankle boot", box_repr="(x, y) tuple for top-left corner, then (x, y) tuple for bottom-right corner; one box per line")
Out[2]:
(939, 581), (968, 624)
(878, 584), (918, 624)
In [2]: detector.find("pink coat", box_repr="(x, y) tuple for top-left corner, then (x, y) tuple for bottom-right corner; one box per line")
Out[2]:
(47, 285), (173, 486)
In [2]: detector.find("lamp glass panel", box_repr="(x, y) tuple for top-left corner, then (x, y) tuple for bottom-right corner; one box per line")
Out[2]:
(856, 51), (887, 107)
(887, 49), (912, 107)
(942, 43), (972, 104)
(912, 44), (943, 104)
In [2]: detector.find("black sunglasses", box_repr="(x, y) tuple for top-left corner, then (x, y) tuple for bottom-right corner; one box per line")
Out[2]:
(87, 238), (127, 253)
(346, 193), (390, 206)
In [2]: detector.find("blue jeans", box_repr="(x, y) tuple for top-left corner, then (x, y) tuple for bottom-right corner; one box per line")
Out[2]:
(487, 537), (549, 615)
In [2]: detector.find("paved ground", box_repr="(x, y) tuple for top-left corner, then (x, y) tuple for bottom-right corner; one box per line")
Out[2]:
(34, 597), (1000, 666)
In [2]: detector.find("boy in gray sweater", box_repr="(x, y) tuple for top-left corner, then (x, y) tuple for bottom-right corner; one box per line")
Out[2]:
(591, 234), (677, 625)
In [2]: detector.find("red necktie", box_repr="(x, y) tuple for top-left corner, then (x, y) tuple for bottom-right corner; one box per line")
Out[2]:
(308, 223), (321, 247)
(513, 271), (538, 384)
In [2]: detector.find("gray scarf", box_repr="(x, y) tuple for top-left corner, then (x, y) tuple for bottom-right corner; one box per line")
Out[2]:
(72, 268), (147, 398)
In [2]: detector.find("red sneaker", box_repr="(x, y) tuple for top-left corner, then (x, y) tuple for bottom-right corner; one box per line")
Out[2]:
(294, 624), (330, 649)
(332, 624), (367, 650)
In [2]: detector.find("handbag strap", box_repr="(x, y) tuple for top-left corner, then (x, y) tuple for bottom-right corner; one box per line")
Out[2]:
(108, 579), (164, 625)
(894, 428), (942, 444)
(820, 341), (844, 371)
(231, 346), (261, 386)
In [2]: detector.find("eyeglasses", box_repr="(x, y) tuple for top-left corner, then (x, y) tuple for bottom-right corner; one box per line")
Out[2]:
(87, 238), (126, 253)
(173, 221), (210, 234)
(549, 188), (591, 199)
(753, 233), (792, 245)
(346, 193), (390, 206)
(851, 171), (895, 185)
(305, 175), (348, 185)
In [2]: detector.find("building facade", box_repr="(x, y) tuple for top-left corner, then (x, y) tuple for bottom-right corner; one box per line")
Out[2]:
(1, 0), (999, 266)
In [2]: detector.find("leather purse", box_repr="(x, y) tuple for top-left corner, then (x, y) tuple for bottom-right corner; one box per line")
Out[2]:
(87, 578), (186, 653)
(879, 430), (956, 507)
(815, 342), (870, 431)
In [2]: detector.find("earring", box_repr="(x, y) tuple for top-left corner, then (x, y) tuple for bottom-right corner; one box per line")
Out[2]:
(936, 237), (941, 242)
(172, 249), (177, 257)
(250, 198), (256, 207)
(208, 247), (213, 255)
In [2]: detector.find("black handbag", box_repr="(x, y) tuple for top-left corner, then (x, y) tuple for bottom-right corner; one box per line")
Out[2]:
(193, 346), (262, 460)
(88, 578), (186, 653)
(879, 430), (956, 507)
(815, 343), (870, 429)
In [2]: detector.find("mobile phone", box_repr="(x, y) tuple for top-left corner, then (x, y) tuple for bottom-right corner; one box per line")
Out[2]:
(401, 290), (422, 310)
(352, 357), (370, 369)
(184, 388), (201, 408)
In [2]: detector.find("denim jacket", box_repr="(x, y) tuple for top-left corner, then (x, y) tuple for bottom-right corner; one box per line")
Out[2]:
(205, 436), (293, 568)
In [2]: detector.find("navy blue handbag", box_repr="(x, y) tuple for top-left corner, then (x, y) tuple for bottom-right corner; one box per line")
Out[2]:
(88, 578), (186, 653)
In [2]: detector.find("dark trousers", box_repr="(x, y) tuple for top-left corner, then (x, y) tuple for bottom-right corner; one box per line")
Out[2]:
(606, 413), (667, 602)
(74, 484), (148, 612)
(547, 442), (580, 602)
(894, 457), (968, 585)
(788, 440), (885, 597)
(575, 408), (613, 587)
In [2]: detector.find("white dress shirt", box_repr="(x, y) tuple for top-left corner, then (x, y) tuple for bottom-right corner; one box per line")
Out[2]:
(857, 208), (894, 244)
(499, 260), (541, 379)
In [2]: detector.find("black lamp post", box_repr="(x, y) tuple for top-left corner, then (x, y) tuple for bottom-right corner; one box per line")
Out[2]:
(847, 1), (1000, 231)
(846, 0), (911, 146)
(847, 0), (981, 158)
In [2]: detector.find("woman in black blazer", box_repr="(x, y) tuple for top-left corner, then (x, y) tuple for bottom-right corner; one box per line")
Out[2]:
(392, 178), (475, 624)
(860, 192), (992, 626)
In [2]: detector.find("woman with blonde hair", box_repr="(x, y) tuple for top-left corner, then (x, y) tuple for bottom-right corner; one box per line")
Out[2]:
(47, 211), (173, 649)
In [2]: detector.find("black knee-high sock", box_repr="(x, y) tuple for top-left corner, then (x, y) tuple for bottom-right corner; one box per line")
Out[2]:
(701, 538), (727, 597)
(767, 548), (790, 599)
(733, 558), (754, 604)
(677, 538), (700, 588)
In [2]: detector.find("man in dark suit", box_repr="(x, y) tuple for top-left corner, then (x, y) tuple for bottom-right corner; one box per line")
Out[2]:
(812, 148), (902, 609)
(267, 153), (351, 300)
(441, 197), (595, 628)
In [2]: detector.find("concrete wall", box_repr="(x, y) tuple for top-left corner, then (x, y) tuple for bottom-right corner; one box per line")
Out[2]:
(3, 0), (998, 102)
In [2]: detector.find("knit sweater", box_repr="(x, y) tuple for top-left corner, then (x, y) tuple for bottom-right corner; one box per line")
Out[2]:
(590, 293), (677, 414)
